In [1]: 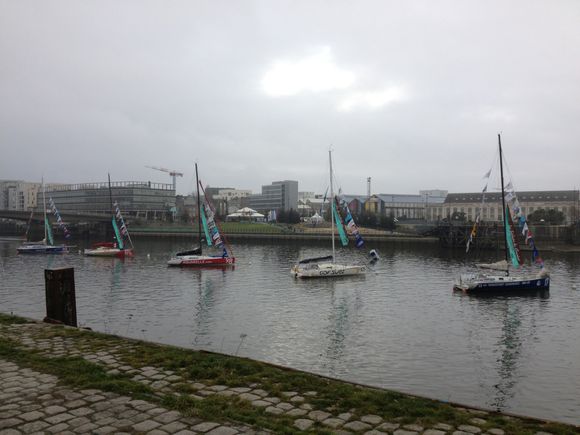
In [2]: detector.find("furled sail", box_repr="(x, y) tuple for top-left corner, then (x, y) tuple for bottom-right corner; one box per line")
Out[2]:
(200, 206), (212, 247)
(45, 217), (54, 246)
(112, 217), (124, 250)
(332, 200), (349, 247)
(504, 206), (519, 268)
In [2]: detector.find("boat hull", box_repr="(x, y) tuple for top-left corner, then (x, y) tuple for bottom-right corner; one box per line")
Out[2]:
(17, 244), (68, 254)
(292, 262), (366, 278)
(84, 248), (134, 258)
(454, 275), (550, 293)
(167, 255), (235, 267)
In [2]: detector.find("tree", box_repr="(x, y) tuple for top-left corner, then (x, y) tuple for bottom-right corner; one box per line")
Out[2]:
(355, 212), (378, 228)
(450, 211), (466, 222)
(276, 208), (301, 224)
(528, 209), (565, 225)
(379, 213), (396, 231)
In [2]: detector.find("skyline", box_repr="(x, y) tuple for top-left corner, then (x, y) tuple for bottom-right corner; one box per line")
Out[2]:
(1, 1), (579, 195)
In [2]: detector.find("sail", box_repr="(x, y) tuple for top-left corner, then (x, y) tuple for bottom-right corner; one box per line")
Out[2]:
(342, 204), (364, 248)
(112, 201), (132, 249)
(332, 201), (349, 247)
(504, 206), (519, 268)
(112, 217), (124, 250)
(200, 205), (212, 247)
(45, 217), (54, 246)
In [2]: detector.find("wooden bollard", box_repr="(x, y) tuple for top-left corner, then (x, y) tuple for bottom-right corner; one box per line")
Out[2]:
(44, 267), (77, 327)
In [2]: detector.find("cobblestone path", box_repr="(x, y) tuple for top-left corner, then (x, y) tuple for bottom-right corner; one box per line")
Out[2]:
(0, 319), (572, 434)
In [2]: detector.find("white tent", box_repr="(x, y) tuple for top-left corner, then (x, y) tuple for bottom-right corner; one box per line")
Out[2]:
(226, 207), (265, 222)
(310, 212), (323, 223)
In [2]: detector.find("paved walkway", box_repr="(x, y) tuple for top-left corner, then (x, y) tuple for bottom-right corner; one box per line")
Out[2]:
(0, 319), (571, 434)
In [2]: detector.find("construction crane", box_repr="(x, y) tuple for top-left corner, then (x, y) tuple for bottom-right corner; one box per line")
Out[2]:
(145, 166), (183, 192)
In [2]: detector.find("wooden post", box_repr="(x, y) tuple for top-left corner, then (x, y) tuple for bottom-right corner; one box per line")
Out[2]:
(44, 267), (77, 327)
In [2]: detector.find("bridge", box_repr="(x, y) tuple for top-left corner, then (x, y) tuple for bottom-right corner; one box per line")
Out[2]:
(0, 210), (112, 224)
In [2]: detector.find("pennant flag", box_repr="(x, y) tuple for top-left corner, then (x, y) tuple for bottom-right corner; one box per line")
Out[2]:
(332, 200), (349, 247)
(522, 223), (529, 237)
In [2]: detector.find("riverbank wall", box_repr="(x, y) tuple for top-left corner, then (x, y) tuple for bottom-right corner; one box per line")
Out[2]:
(1, 313), (577, 434)
(129, 226), (440, 245)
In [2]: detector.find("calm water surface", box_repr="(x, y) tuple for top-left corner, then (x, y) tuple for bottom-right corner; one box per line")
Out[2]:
(1, 237), (579, 425)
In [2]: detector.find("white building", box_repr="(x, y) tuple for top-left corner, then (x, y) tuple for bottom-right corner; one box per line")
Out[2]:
(0, 180), (41, 211)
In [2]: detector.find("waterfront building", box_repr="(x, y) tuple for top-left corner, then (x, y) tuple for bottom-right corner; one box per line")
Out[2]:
(443, 190), (580, 224)
(175, 194), (198, 223)
(248, 180), (298, 213)
(204, 187), (253, 216)
(420, 190), (448, 221)
(364, 193), (446, 221)
(297, 192), (321, 217)
(44, 181), (176, 220)
(341, 195), (369, 216)
(0, 180), (42, 211)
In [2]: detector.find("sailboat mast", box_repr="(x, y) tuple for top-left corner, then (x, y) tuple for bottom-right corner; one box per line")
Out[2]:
(42, 178), (47, 243)
(108, 173), (116, 246)
(108, 174), (114, 216)
(329, 150), (335, 262)
(195, 163), (202, 253)
(498, 134), (510, 273)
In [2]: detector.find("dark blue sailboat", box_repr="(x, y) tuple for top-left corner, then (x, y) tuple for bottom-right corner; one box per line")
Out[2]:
(453, 135), (550, 294)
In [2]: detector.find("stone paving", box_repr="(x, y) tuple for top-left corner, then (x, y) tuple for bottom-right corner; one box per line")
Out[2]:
(0, 320), (567, 434)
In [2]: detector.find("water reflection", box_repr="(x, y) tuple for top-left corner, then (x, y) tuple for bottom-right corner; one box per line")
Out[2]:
(456, 291), (550, 412)
(0, 238), (579, 425)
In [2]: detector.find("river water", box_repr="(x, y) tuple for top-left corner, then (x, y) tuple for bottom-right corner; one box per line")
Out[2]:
(1, 237), (579, 425)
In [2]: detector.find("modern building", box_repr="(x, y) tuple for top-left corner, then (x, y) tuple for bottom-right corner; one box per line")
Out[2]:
(297, 192), (326, 217)
(443, 190), (580, 224)
(0, 180), (42, 211)
(364, 192), (447, 221)
(201, 188), (251, 216)
(249, 180), (298, 213)
(44, 181), (176, 219)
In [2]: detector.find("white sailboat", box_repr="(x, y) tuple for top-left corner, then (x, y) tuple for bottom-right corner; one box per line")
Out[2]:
(84, 174), (134, 258)
(291, 150), (366, 278)
(167, 163), (235, 267)
(17, 180), (69, 254)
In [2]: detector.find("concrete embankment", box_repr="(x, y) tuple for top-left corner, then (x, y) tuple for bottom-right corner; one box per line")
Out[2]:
(1, 313), (577, 434)
(129, 227), (440, 245)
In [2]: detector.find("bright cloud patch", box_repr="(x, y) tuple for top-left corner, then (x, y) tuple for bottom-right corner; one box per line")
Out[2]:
(262, 47), (355, 97)
(337, 86), (406, 112)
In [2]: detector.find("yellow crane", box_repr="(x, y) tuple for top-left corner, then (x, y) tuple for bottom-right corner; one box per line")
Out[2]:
(145, 166), (183, 192)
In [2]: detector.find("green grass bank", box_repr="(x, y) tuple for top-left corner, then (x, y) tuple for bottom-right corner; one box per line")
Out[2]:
(0, 313), (577, 434)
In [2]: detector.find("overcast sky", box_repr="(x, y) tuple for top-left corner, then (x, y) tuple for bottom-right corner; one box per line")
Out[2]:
(1, 1), (579, 196)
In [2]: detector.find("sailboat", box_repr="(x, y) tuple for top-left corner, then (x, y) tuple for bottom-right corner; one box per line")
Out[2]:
(167, 163), (235, 267)
(84, 174), (134, 258)
(291, 150), (366, 278)
(453, 134), (550, 293)
(17, 180), (70, 254)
